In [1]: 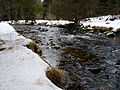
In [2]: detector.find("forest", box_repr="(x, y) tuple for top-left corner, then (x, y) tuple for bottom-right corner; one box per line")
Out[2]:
(0, 0), (120, 21)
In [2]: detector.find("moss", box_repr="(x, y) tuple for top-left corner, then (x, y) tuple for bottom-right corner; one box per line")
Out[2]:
(46, 67), (66, 88)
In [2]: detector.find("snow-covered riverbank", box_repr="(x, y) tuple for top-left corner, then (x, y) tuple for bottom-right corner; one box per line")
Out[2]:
(2, 20), (72, 26)
(2, 15), (120, 32)
(0, 22), (62, 90)
(81, 15), (120, 32)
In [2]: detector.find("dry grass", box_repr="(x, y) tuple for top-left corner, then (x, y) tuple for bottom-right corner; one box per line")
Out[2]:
(40, 56), (51, 67)
(0, 40), (6, 46)
(26, 42), (37, 52)
(92, 26), (111, 31)
(106, 22), (110, 24)
(117, 28), (120, 33)
(68, 52), (80, 57)
(26, 42), (42, 56)
(8, 47), (13, 50)
(60, 47), (75, 53)
(26, 41), (51, 67)
(0, 48), (5, 51)
(46, 67), (66, 88)
(76, 58), (87, 62)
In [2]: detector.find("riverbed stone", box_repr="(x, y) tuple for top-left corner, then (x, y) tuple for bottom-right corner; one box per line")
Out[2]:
(116, 60), (120, 65)
(88, 67), (103, 74)
(106, 31), (116, 37)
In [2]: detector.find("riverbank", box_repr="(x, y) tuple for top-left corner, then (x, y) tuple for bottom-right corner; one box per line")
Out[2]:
(3, 15), (120, 37)
(0, 22), (62, 90)
(2, 20), (73, 26)
(13, 24), (120, 90)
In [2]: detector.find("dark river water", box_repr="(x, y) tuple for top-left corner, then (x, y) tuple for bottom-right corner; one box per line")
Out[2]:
(12, 25), (120, 90)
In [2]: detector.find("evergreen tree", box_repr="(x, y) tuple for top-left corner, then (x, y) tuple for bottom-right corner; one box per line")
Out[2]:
(0, 0), (42, 21)
(96, 0), (120, 16)
(50, 0), (99, 24)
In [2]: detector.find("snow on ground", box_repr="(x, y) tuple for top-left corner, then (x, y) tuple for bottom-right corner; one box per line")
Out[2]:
(36, 20), (71, 26)
(2, 15), (120, 31)
(81, 15), (120, 31)
(0, 22), (62, 90)
(2, 20), (72, 26)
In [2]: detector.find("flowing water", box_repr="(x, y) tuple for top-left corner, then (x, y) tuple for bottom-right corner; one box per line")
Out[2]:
(13, 25), (120, 90)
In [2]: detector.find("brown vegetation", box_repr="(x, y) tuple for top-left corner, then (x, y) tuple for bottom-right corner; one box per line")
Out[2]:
(92, 26), (113, 32)
(0, 40), (5, 46)
(0, 48), (5, 51)
(106, 22), (110, 24)
(26, 41), (42, 56)
(60, 47), (75, 53)
(85, 25), (91, 28)
(117, 28), (120, 33)
(26, 41), (51, 67)
(46, 67), (66, 88)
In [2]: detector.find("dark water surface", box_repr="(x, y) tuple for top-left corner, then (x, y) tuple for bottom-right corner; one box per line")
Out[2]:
(12, 25), (120, 90)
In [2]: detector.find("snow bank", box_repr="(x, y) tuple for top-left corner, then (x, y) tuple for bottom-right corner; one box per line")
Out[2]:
(81, 15), (120, 31)
(36, 20), (71, 26)
(0, 22), (62, 90)
(3, 20), (72, 26)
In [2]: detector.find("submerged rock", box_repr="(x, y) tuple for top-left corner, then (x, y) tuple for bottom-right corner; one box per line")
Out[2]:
(40, 28), (48, 32)
(88, 67), (104, 74)
(105, 31), (116, 37)
(116, 60), (120, 65)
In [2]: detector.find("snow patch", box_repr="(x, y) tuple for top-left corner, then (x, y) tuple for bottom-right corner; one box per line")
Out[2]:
(81, 15), (120, 31)
(3, 20), (72, 26)
(0, 22), (62, 90)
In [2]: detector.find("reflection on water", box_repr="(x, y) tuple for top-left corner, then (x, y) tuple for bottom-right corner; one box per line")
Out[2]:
(13, 25), (120, 90)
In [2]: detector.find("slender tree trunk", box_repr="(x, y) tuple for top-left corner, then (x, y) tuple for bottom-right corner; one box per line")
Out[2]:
(21, 8), (24, 20)
(8, 8), (11, 21)
(15, 9), (18, 21)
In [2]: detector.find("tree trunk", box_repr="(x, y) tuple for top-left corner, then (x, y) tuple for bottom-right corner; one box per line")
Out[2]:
(15, 9), (18, 21)
(21, 8), (24, 20)
(8, 8), (11, 21)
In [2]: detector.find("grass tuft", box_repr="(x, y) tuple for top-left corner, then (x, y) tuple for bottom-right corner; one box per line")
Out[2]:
(26, 42), (42, 56)
(26, 41), (51, 67)
(0, 48), (5, 51)
(46, 67), (66, 88)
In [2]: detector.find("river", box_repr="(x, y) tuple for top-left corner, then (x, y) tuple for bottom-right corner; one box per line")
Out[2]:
(12, 25), (120, 90)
